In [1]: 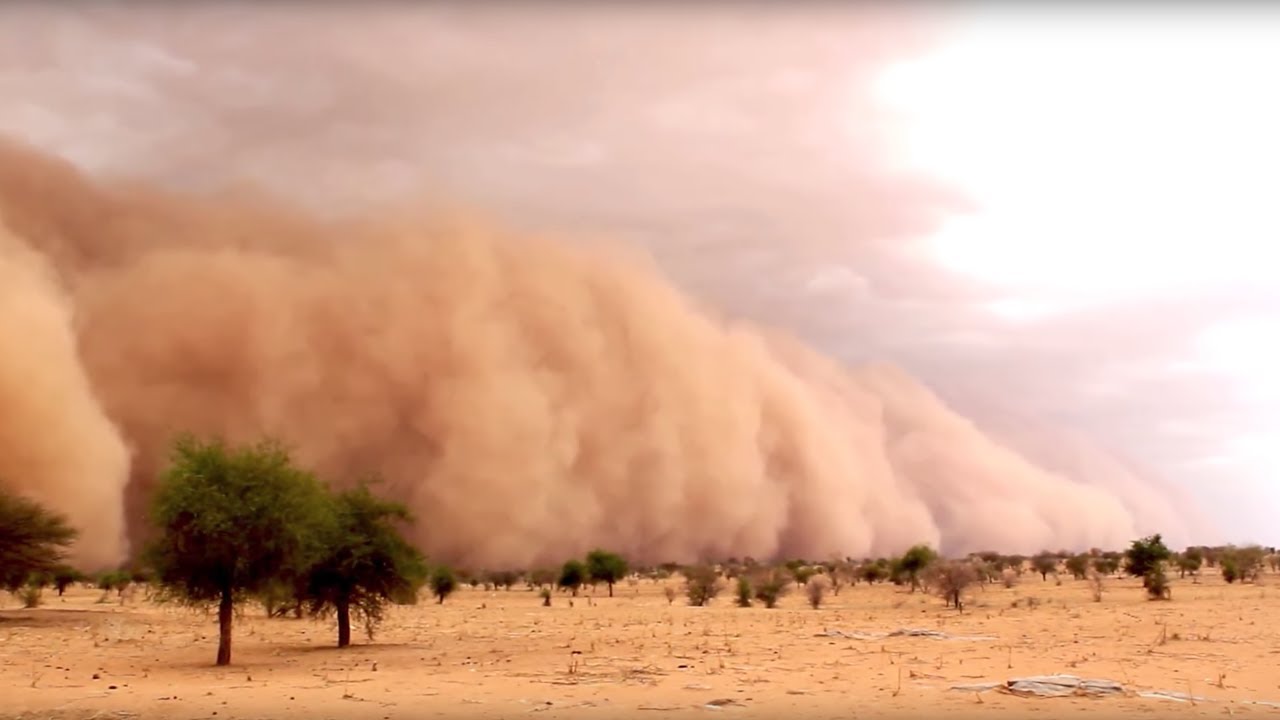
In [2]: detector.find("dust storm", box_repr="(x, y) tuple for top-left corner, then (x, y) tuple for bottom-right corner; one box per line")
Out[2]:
(0, 137), (1183, 572)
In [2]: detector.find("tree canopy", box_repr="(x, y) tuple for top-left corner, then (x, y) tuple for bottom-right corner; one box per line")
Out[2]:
(143, 435), (334, 665)
(0, 487), (78, 592)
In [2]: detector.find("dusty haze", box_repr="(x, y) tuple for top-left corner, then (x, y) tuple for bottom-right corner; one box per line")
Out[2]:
(0, 138), (1183, 571)
(0, 3), (1213, 571)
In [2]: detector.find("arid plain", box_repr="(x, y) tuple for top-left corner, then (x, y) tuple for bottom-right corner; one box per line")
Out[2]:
(3, 571), (1278, 719)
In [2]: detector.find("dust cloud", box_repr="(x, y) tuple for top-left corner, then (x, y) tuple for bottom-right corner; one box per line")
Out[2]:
(0, 137), (1170, 572)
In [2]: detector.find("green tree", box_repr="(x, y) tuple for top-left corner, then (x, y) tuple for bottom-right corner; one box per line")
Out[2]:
(585, 549), (629, 597)
(302, 483), (428, 648)
(0, 488), (77, 592)
(558, 559), (586, 596)
(143, 436), (334, 666)
(897, 544), (938, 592)
(1123, 534), (1171, 580)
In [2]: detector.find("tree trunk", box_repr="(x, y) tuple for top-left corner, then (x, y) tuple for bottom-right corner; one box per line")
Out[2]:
(216, 589), (234, 666)
(607, 582), (614, 598)
(337, 596), (351, 648)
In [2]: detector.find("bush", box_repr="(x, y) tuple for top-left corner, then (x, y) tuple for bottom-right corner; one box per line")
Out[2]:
(539, 588), (552, 606)
(683, 565), (722, 607)
(928, 561), (979, 612)
(1177, 548), (1203, 578)
(429, 566), (457, 604)
(791, 566), (817, 587)
(752, 569), (790, 609)
(1223, 546), (1265, 583)
(1087, 571), (1104, 602)
(1144, 565), (1171, 601)
(1092, 555), (1121, 576)
(18, 583), (42, 608)
(734, 576), (752, 607)
(663, 585), (677, 605)
(858, 562), (887, 584)
(805, 576), (828, 609)
(1064, 554), (1090, 580)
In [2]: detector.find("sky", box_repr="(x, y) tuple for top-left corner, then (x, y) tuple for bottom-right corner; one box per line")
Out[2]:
(0, 2), (1275, 543)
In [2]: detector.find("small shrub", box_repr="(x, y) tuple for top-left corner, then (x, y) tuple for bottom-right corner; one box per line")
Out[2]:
(1001, 569), (1019, 588)
(18, 582), (42, 608)
(663, 585), (677, 605)
(1064, 554), (1090, 580)
(805, 576), (828, 609)
(1087, 571), (1105, 602)
(683, 565), (722, 607)
(734, 577), (752, 607)
(1143, 565), (1171, 601)
(539, 588), (552, 607)
(791, 566), (817, 587)
(858, 562), (887, 584)
(929, 561), (979, 612)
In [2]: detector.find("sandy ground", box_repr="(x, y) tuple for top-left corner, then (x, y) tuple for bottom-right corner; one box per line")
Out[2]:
(2, 571), (1278, 719)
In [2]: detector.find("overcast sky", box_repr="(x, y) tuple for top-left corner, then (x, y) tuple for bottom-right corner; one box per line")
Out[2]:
(1, 2), (1276, 542)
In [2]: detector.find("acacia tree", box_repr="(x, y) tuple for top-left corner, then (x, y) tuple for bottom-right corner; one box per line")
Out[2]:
(302, 483), (428, 648)
(897, 545), (938, 592)
(585, 549), (628, 597)
(144, 436), (334, 666)
(1031, 552), (1059, 581)
(0, 487), (78, 593)
(1124, 534), (1171, 582)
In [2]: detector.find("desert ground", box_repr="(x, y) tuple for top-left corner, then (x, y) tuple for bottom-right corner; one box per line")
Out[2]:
(2, 572), (1278, 720)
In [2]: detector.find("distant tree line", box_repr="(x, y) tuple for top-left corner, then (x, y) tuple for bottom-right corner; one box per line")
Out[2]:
(3, 436), (1277, 665)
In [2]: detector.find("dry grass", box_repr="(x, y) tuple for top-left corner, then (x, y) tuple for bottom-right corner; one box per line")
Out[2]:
(2, 572), (1277, 719)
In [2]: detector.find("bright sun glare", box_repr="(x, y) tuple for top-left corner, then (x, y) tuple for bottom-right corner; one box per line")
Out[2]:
(873, 7), (1280, 314)
(871, 7), (1280, 492)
